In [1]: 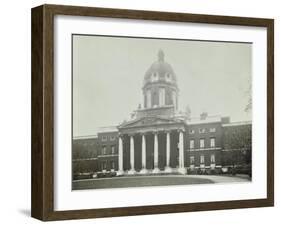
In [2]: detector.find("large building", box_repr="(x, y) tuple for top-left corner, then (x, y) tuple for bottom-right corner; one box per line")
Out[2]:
(73, 50), (252, 178)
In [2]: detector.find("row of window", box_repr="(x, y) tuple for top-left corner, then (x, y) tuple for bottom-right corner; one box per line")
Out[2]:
(189, 138), (216, 149)
(151, 72), (172, 82)
(101, 145), (116, 155)
(101, 160), (116, 170)
(101, 139), (215, 153)
(101, 135), (116, 142)
(101, 156), (215, 169)
(189, 127), (216, 134)
(100, 129), (216, 142)
(101, 156), (215, 170)
(77, 142), (96, 147)
(190, 154), (215, 164)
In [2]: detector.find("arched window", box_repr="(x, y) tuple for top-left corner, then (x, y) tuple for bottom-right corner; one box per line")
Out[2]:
(166, 73), (171, 82)
(152, 72), (158, 82)
(165, 89), (172, 105)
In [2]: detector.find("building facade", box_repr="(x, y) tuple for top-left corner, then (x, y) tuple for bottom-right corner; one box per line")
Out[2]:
(73, 50), (252, 178)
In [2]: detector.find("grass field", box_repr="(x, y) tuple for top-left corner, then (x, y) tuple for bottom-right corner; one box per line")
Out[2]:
(72, 175), (214, 190)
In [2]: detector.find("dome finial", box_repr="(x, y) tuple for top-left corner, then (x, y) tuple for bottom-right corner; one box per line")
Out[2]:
(158, 49), (164, 62)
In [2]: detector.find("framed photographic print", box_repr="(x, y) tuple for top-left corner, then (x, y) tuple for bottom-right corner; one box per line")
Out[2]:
(31, 4), (274, 221)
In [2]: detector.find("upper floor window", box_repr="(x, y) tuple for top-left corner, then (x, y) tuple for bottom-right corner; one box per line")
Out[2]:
(102, 136), (107, 141)
(210, 138), (216, 148)
(211, 154), (215, 163)
(190, 140), (195, 149)
(189, 129), (195, 134)
(152, 72), (158, 81)
(190, 156), (195, 164)
(210, 128), (216, 133)
(111, 145), (116, 154)
(199, 128), (206, 133)
(102, 146), (106, 155)
(200, 155), (205, 164)
(200, 139), (205, 148)
(166, 73), (171, 81)
(110, 136), (115, 141)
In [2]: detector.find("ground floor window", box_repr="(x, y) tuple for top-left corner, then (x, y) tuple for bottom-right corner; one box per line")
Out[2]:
(200, 155), (205, 164)
(190, 156), (195, 164)
(102, 161), (107, 170)
(211, 154), (215, 163)
(111, 160), (115, 169)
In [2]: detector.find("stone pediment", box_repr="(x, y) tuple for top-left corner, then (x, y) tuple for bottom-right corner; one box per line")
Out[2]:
(119, 116), (181, 129)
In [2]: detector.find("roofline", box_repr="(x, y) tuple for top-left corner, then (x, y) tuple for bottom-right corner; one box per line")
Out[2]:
(186, 114), (223, 125)
(137, 105), (174, 112)
(222, 121), (252, 127)
(97, 126), (118, 133)
(73, 135), (98, 140)
(187, 120), (222, 125)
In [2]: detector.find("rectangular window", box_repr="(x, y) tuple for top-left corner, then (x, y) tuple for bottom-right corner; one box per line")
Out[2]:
(200, 139), (205, 148)
(200, 155), (205, 164)
(102, 161), (107, 170)
(102, 146), (106, 155)
(189, 129), (195, 134)
(190, 156), (195, 164)
(111, 145), (115, 154)
(189, 139), (194, 149)
(110, 136), (115, 141)
(210, 138), (216, 147)
(111, 161), (115, 169)
(210, 128), (216, 133)
(199, 128), (206, 133)
(102, 136), (107, 141)
(211, 154), (215, 163)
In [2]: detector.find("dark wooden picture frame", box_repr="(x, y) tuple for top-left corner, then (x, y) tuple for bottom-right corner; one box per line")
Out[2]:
(31, 4), (274, 221)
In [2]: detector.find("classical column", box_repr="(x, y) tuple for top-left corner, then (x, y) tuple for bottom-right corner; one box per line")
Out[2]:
(165, 131), (172, 172)
(143, 93), (146, 109)
(172, 91), (176, 109)
(117, 135), (123, 175)
(163, 88), (165, 106)
(140, 133), (147, 174)
(178, 130), (186, 174)
(128, 135), (136, 174)
(159, 89), (162, 106)
(147, 90), (151, 108)
(153, 132), (160, 173)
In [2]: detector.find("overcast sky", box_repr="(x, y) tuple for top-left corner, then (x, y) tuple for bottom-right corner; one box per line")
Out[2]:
(73, 35), (252, 137)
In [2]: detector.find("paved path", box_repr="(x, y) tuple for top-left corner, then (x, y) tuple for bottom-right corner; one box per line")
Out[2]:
(72, 174), (250, 190)
(184, 175), (251, 183)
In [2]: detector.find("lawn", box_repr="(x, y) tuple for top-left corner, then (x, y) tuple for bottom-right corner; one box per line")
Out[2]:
(72, 175), (214, 190)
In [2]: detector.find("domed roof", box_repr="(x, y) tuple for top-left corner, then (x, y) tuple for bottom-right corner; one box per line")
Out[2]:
(143, 50), (177, 87)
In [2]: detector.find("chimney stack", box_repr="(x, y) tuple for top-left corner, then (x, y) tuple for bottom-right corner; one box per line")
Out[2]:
(200, 112), (208, 120)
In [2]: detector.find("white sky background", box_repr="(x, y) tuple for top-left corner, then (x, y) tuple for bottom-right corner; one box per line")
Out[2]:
(73, 35), (252, 137)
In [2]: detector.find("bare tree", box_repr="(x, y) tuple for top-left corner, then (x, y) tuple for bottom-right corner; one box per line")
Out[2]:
(245, 78), (252, 113)
(223, 125), (252, 175)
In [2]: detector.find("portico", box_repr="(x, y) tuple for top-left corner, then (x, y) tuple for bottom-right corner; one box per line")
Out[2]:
(118, 117), (186, 175)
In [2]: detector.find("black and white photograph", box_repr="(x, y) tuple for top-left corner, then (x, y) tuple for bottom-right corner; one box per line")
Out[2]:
(72, 35), (252, 190)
